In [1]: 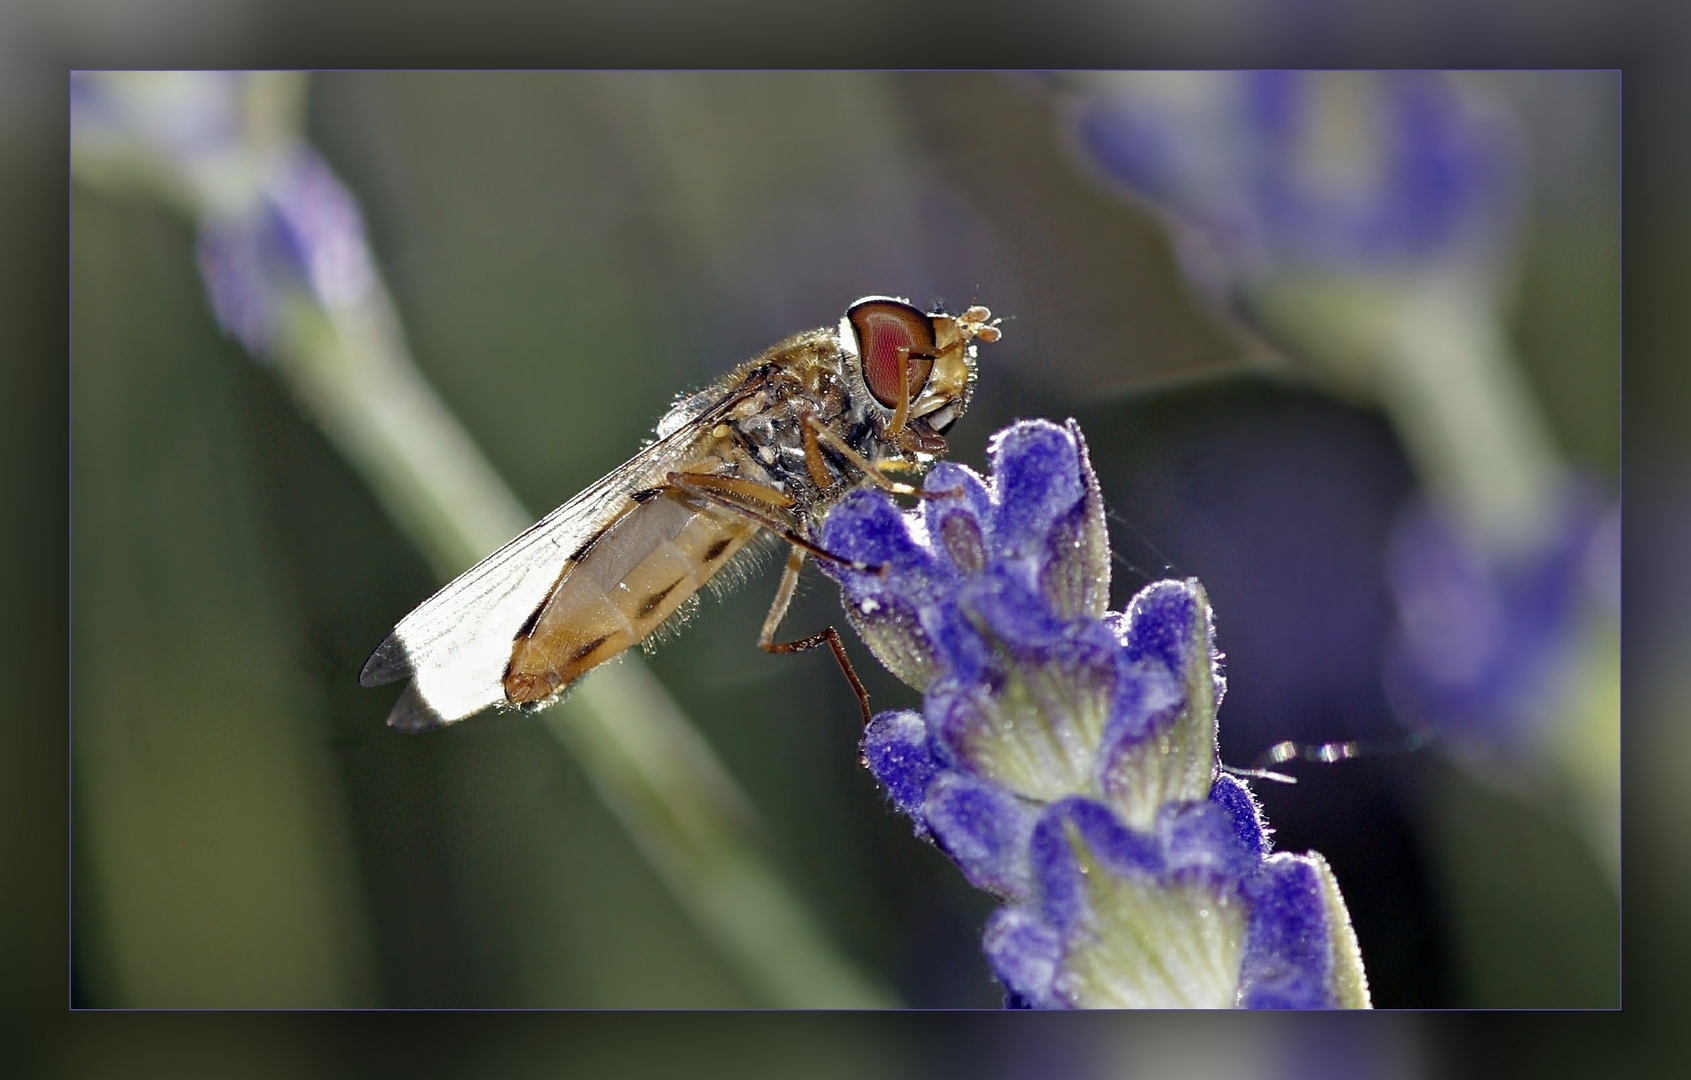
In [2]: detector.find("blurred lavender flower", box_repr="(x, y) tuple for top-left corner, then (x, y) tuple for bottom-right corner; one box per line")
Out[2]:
(822, 420), (1370, 1008)
(1056, 72), (1555, 542)
(71, 72), (377, 359)
(1056, 73), (1618, 870)
(1384, 487), (1618, 757)
(1066, 71), (1519, 296)
(194, 148), (378, 357)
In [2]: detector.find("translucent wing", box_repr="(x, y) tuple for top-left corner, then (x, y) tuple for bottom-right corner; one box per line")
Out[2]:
(360, 381), (752, 730)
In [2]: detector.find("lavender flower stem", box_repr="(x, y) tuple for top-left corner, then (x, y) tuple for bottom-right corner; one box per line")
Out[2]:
(1255, 271), (1561, 552)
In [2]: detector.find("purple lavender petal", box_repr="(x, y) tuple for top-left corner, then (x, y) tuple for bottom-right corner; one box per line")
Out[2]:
(1208, 771), (1273, 860)
(1103, 649), (1185, 741)
(1371, 73), (1518, 260)
(923, 459), (993, 513)
(982, 906), (1063, 1009)
(1243, 69), (1300, 143)
(822, 489), (955, 681)
(860, 711), (941, 832)
(920, 603), (994, 687)
(1120, 578), (1205, 674)
(819, 488), (936, 587)
(1072, 96), (1178, 200)
(1238, 854), (1336, 1009)
(923, 772), (1039, 901)
(922, 460), (993, 578)
(1029, 797), (1163, 933)
(958, 562), (1074, 650)
(1157, 798), (1260, 887)
(985, 421), (1086, 559)
(1251, 73), (1516, 267)
(1097, 579), (1219, 828)
(267, 149), (377, 312)
(193, 148), (378, 357)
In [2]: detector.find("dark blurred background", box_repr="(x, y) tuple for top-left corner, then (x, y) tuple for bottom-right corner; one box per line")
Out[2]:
(68, 71), (1615, 1011)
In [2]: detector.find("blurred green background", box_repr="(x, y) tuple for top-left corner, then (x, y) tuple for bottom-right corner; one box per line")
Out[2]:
(69, 72), (1616, 1010)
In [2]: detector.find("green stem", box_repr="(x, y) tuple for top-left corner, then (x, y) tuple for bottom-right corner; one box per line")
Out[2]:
(1253, 268), (1561, 552)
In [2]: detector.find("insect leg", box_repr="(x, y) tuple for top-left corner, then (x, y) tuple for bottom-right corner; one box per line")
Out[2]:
(885, 346), (913, 438)
(800, 419), (834, 492)
(667, 470), (797, 510)
(664, 471), (885, 575)
(873, 458), (922, 473)
(757, 546), (873, 725)
(801, 415), (962, 502)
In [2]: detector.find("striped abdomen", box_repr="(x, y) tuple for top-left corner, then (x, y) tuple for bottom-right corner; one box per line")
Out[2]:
(503, 492), (758, 704)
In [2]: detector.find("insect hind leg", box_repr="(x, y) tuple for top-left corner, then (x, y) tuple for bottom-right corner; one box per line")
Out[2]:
(758, 546), (873, 725)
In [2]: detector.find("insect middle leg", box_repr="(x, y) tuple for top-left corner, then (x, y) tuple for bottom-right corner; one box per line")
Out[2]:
(758, 546), (872, 725)
(662, 471), (877, 723)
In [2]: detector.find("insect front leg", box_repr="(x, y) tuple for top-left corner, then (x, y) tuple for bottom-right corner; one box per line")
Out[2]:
(757, 546), (872, 725)
(800, 415), (962, 502)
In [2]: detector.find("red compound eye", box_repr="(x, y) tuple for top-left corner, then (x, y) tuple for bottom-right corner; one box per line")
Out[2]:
(848, 298), (936, 409)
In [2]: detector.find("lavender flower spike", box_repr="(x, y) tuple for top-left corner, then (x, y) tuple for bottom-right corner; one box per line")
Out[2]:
(823, 419), (1370, 1008)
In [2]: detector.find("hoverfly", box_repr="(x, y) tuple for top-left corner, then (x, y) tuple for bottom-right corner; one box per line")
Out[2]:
(361, 296), (1001, 731)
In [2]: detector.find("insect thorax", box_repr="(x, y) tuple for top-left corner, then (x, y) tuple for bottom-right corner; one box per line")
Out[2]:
(724, 336), (897, 522)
